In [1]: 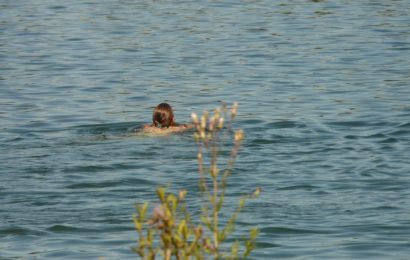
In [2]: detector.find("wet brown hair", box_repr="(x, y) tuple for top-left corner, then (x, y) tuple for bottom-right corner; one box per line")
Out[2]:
(152, 103), (175, 128)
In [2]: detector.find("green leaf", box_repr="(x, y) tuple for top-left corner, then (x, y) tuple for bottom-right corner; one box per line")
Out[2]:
(157, 187), (166, 202)
(239, 198), (246, 209)
(133, 215), (142, 231)
(201, 216), (212, 230)
(216, 195), (224, 212)
(250, 227), (259, 240)
(230, 240), (239, 258)
(139, 202), (149, 221)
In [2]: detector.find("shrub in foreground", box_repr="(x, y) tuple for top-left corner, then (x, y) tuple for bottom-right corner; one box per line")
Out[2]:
(133, 103), (260, 259)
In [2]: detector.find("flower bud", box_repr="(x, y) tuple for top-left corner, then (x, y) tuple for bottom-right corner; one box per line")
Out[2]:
(211, 165), (219, 177)
(179, 190), (187, 200)
(153, 205), (165, 219)
(214, 108), (221, 118)
(195, 227), (203, 237)
(200, 130), (206, 140)
(234, 129), (244, 142)
(201, 116), (206, 130)
(218, 117), (224, 129)
(191, 113), (198, 124)
(209, 116), (215, 131)
(231, 102), (238, 118)
(254, 187), (261, 197)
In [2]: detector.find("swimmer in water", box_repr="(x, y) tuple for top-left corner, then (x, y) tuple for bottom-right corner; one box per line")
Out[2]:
(142, 103), (193, 134)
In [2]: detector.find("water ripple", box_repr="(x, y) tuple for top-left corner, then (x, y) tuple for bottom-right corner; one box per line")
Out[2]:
(1, 0), (409, 259)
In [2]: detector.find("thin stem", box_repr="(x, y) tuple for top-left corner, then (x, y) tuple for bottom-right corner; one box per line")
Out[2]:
(213, 171), (219, 255)
(197, 143), (206, 193)
(165, 248), (171, 260)
(221, 141), (241, 189)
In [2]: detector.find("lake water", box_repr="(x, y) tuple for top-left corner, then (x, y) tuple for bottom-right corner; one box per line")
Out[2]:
(1, 0), (410, 259)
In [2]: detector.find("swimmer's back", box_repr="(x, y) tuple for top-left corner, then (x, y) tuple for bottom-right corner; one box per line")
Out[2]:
(142, 124), (193, 135)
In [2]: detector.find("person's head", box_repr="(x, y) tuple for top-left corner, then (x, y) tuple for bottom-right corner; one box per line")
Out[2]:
(152, 103), (175, 128)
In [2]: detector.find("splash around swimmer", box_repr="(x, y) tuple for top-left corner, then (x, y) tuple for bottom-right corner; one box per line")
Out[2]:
(142, 103), (193, 134)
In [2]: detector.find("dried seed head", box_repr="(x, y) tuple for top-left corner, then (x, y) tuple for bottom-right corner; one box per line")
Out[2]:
(152, 205), (165, 219)
(231, 102), (238, 118)
(195, 227), (203, 237)
(234, 129), (244, 142)
(200, 130), (206, 140)
(191, 112), (198, 124)
(214, 108), (221, 118)
(200, 115), (206, 130)
(211, 165), (219, 177)
(254, 187), (261, 197)
(209, 116), (215, 130)
(179, 190), (187, 200)
(218, 117), (224, 129)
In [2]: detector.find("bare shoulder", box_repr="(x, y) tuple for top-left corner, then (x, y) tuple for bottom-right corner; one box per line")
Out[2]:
(142, 125), (164, 134)
(141, 124), (193, 135)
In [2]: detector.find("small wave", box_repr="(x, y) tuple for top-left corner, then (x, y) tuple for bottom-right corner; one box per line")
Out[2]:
(266, 120), (306, 129)
(65, 178), (155, 189)
(363, 205), (400, 211)
(250, 138), (280, 145)
(47, 224), (96, 233)
(255, 241), (281, 248)
(65, 181), (122, 189)
(344, 134), (359, 139)
(241, 118), (265, 125)
(261, 226), (332, 235)
(75, 122), (138, 135)
(364, 133), (387, 139)
(0, 227), (30, 237)
(387, 121), (410, 137)
(63, 165), (114, 174)
(378, 137), (399, 144)
(0, 227), (46, 237)
(277, 184), (320, 191)
(327, 120), (370, 127)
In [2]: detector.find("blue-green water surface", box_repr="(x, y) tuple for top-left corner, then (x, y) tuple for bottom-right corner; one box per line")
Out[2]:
(1, 0), (410, 259)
